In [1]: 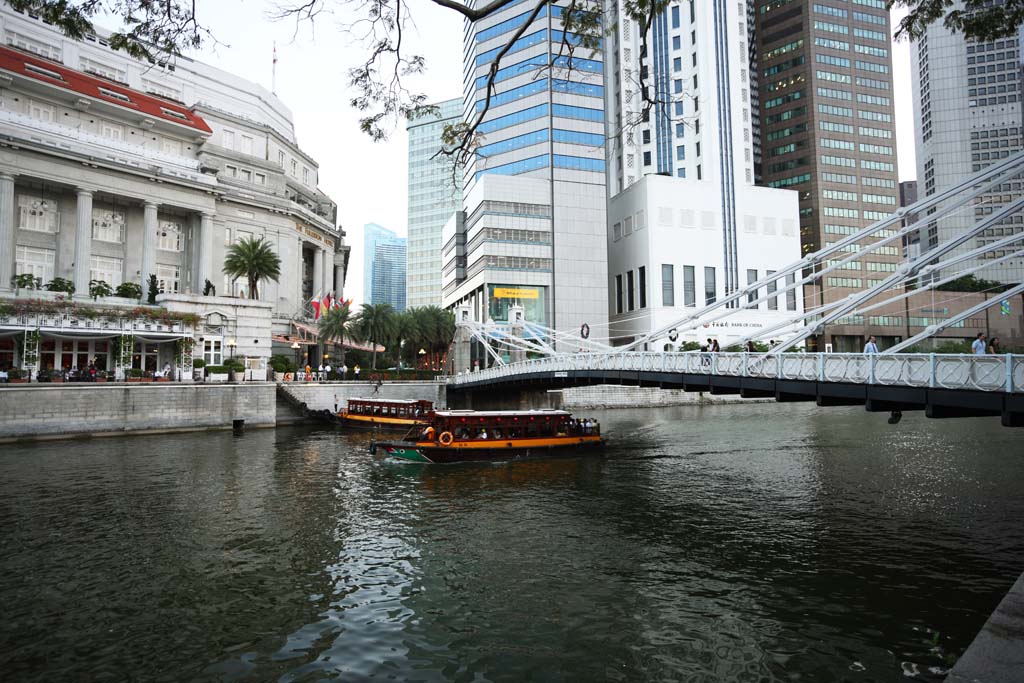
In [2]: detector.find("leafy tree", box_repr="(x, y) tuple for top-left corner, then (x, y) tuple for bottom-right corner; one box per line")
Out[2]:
(935, 274), (1013, 293)
(318, 304), (355, 372)
(44, 277), (75, 296)
(223, 236), (281, 300)
(115, 281), (143, 299)
(147, 273), (159, 304)
(353, 303), (397, 370)
(890, 0), (1024, 41)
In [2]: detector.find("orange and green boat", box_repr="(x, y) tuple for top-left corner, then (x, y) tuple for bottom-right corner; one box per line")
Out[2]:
(338, 398), (433, 430)
(371, 409), (603, 464)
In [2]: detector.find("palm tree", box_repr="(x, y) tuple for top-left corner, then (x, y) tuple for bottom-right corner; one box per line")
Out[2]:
(354, 303), (396, 370)
(223, 236), (281, 300)
(318, 304), (355, 372)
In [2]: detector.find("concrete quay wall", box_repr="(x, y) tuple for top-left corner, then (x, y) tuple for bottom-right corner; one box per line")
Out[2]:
(0, 384), (276, 441)
(281, 381), (448, 412)
(556, 385), (771, 409)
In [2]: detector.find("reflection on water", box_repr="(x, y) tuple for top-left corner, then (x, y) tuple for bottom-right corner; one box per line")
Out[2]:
(1, 403), (1022, 682)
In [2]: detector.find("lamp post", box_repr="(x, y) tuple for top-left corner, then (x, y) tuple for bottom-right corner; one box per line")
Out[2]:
(418, 348), (426, 371)
(227, 338), (237, 360)
(291, 341), (300, 374)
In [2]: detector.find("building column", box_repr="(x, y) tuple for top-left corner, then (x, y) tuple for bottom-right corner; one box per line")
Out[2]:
(312, 246), (324, 296)
(0, 174), (15, 291)
(73, 189), (93, 296)
(141, 201), (157, 301)
(296, 237), (304, 306)
(334, 262), (346, 299)
(323, 249), (334, 295)
(196, 211), (213, 292)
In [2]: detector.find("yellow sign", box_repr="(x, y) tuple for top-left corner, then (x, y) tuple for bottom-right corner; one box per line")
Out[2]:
(494, 287), (539, 299)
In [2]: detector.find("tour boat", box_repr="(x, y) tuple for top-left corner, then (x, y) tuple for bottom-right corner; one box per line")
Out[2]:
(337, 398), (433, 430)
(370, 409), (603, 464)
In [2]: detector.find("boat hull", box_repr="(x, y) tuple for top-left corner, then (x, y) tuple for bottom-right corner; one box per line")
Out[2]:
(376, 436), (604, 464)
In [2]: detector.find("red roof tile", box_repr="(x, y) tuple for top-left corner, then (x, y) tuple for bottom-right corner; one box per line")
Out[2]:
(0, 46), (212, 134)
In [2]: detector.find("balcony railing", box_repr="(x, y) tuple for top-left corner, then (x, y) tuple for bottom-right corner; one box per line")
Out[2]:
(0, 311), (191, 336)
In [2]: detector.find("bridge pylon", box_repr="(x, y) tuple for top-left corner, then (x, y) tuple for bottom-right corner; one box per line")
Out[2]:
(508, 304), (526, 364)
(450, 304), (474, 376)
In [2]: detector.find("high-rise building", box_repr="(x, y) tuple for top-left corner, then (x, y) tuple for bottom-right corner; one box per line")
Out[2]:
(440, 1), (608, 342)
(406, 98), (462, 309)
(899, 180), (920, 259)
(603, 0), (803, 347)
(911, 1), (1024, 283)
(363, 223), (406, 311)
(753, 0), (903, 350)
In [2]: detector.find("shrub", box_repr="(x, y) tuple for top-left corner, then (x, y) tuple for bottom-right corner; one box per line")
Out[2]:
(11, 274), (40, 290)
(126, 368), (145, 378)
(8, 368), (25, 379)
(224, 358), (245, 373)
(45, 277), (75, 296)
(204, 365), (228, 375)
(115, 282), (143, 299)
(89, 280), (114, 300)
(191, 358), (207, 369)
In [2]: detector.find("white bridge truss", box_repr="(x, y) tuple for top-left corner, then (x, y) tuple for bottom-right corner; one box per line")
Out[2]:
(450, 148), (1024, 394)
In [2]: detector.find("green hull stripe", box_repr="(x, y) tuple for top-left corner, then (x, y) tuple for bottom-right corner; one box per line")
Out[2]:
(386, 447), (432, 463)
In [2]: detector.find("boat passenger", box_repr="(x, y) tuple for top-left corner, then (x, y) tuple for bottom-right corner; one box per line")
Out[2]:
(479, 428), (488, 440)
(423, 425), (436, 441)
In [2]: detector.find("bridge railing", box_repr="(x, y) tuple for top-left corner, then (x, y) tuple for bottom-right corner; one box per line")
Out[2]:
(448, 352), (1024, 393)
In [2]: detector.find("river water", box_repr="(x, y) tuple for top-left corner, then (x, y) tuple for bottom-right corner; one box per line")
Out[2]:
(1, 402), (1022, 682)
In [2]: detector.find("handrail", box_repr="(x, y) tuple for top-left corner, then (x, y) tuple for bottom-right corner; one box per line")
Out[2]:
(447, 352), (1023, 393)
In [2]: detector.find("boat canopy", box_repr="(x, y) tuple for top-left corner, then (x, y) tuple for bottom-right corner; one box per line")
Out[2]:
(432, 409), (571, 417)
(349, 397), (433, 405)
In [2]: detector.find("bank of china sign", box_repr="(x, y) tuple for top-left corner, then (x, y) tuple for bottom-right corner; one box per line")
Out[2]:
(494, 287), (539, 299)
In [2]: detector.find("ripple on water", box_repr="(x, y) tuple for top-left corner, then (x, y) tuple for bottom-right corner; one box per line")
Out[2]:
(0, 406), (1022, 682)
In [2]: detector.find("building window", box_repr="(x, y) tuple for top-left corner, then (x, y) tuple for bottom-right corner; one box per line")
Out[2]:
(291, 159), (298, 177)
(161, 139), (183, 156)
(240, 135), (253, 155)
(203, 338), (223, 366)
(89, 255), (123, 287)
(255, 173), (266, 185)
(638, 266), (647, 308)
(303, 167), (310, 184)
(786, 273), (797, 311)
(101, 123), (123, 141)
(240, 169), (252, 183)
(627, 270), (635, 311)
(28, 99), (55, 123)
(156, 264), (180, 294)
(223, 129), (235, 149)
(15, 245), (55, 282)
(704, 266), (716, 305)
(157, 220), (181, 251)
(615, 274), (623, 314)
(17, 196), (59, 233)
(91, 209), (125, 243)
(767, 270), (778, 310)
(683, 266), (695, 307)
(278, 151), (286, 166)
(746, 269), (758, 306)
(662, 264), (674, 306)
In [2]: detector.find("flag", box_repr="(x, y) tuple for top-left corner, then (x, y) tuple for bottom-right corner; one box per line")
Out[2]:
(311, 291), (322, 320)
(323, 292), (332, 313)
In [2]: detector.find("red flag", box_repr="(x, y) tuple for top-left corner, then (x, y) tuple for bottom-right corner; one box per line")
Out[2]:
(322, 292), (332, 313)
(311, 290), (322, 320)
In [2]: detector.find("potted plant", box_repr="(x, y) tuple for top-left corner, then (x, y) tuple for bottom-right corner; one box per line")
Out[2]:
(11, 273), (40, 295)
(114, 282), (143, 300)
(8, 368), (28, 384)
(156, 369), (172, 382)
(192, 358), (206, 380)
(48, 368), (65, 383)
(89, 279), (114, 300)
(126, 368), (146, 383)
(95, 370), (109, 383)
(44, 277), (75, 297)
(205, 365), (229, 382)
(225, 358), (246, 382)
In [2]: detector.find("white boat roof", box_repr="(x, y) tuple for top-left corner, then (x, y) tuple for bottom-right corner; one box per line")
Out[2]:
(349, 398), (431, 404)
(432, 409), (573, 417)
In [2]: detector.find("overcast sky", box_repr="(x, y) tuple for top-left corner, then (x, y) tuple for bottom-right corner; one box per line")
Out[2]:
(182, 1), (917, 307)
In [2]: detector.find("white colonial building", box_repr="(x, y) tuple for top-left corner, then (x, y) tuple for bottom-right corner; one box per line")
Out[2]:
(0, 7), (346, 378)
(603, 0), (803, 347)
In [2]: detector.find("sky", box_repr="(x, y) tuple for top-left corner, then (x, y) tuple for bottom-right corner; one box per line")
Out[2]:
(177, 1), (918, 307)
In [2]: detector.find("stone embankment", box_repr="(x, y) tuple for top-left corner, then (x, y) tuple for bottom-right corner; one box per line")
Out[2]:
(0, 383), (276, 441)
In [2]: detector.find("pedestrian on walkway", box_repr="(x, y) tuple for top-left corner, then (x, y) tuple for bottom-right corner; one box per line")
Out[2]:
(354, 364), (361, 380)
(863, 336), (879, 354)
(988, 336), (1000, 355)
(972, 333), (987, 355)
(711, 339), (721, 353)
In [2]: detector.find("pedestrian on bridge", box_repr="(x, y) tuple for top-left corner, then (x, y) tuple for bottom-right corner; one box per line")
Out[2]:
(988, 337), (1001, 354)
(972, 333), (987, 355)
(864, 336), (879, 354)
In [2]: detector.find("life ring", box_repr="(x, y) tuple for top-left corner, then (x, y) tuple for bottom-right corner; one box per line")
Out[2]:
(438, 431), (453, 446)
(580, 323), (590, 339)
(668, 328), (679, 342)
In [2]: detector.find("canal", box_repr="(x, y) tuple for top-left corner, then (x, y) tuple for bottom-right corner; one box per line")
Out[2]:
(1, 402), (1021, 682)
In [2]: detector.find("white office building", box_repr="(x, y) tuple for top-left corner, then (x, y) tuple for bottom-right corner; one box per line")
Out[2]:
(441, 0), (609, 343)
(911, 1), (1024, 283)
(407, 98), (462, 309)
(604, 0), (802, 347)
(0, 7), (345, 375)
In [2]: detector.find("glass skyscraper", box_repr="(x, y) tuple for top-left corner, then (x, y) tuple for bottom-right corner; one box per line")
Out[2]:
(363, 223), (407, 311)
(406, 98), (462, 309)
(441, 0), (609, 343)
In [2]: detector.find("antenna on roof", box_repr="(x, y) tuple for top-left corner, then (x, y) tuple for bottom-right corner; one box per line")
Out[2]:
(272, 41), (277, 94)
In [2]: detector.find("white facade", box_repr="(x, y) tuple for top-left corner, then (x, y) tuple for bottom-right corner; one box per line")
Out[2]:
(911, 2), (1024, 283)
(442, 0), (609, 343)
(0, 7), (345, 362)
(608, 175), (802, 347)
(605, 0), (801, 346)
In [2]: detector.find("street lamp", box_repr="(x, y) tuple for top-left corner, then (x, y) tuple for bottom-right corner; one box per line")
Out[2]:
(291, 341), (300, 369)
(227, 338), (237, 359)
(418, 348), (426, 370)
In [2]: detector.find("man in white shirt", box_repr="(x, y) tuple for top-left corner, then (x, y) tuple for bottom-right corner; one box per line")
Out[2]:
(971, 333), (986, 355)
(863, 336), (879, 354)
